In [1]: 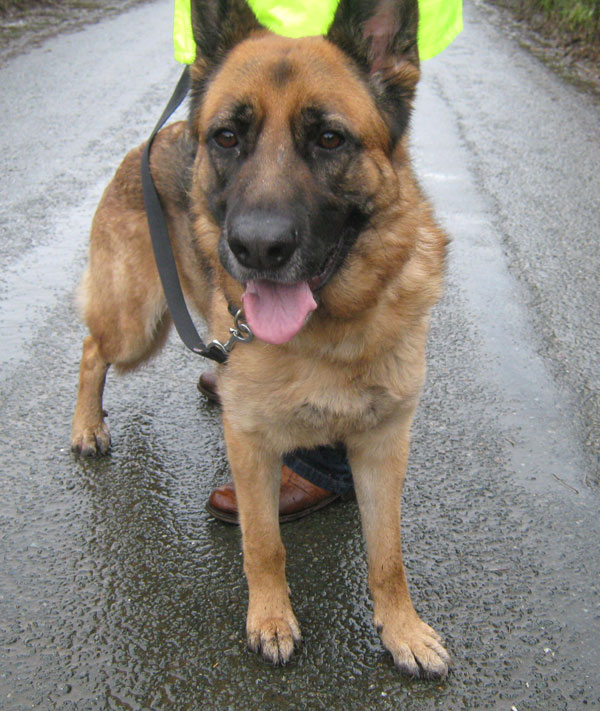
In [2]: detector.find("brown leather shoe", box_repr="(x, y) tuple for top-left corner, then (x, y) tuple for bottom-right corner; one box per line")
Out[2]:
(206, 465), (344, 524)
(197, 371), (221, 407)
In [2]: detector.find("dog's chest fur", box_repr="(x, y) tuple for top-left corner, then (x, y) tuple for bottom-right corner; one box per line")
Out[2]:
(293, 384), (395, 435)
(221, 344), (418, 451)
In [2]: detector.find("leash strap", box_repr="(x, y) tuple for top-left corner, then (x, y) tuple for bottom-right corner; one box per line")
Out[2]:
(141, 66), (228, 363)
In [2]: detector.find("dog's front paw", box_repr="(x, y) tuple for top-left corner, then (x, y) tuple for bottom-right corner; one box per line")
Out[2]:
(247, 610), (301, 665)
(377, 612), (450, 679)
(71, 419), (111, 457)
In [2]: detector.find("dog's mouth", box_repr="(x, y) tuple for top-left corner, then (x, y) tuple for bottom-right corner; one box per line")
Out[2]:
(241, 239), (344, 346)
(308, 238), (345, 293)
(242, 280), (317, 345)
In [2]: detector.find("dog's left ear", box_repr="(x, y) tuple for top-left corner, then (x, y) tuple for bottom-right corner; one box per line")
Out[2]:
(327, 0), (420, 141)
(191, 0), (263, 72)
(189, 0), (263, 117)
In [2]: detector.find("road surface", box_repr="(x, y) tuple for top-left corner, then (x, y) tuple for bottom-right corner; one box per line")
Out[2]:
(0, 1), (599, 709)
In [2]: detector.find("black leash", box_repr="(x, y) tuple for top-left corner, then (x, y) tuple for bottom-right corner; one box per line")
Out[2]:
(141, 67), (252, 363)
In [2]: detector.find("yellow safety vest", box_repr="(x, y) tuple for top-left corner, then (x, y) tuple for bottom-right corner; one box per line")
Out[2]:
(173, 0), (462, 64)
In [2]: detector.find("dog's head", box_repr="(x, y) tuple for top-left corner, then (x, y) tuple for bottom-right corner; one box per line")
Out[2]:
(189, 0), (420, 344)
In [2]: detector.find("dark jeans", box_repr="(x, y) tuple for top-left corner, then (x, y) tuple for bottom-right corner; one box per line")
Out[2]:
(283, 444), (354, 495)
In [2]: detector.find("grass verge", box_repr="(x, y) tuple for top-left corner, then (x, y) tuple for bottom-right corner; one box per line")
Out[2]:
(488, 0), (599, 42)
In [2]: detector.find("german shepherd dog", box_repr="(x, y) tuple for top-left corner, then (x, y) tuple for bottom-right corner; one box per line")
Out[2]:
(72, 0), (450, 678)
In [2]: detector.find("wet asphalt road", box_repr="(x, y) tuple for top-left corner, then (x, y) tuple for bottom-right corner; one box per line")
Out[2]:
(1, 1), (599, 709)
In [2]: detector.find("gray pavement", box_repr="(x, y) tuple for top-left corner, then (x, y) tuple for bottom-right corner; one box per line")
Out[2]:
(0, 1), (599, 709)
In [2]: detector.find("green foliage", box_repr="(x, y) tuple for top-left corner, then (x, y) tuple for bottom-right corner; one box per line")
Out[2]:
(1, 0), (102, 14)
(0, 0), (49, 12)
(517, 0), (599, 36)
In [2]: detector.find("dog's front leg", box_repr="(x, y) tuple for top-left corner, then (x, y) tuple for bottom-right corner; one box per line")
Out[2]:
(347, 410), (451, 679)
(222, 417), (301, 665)
(71, 335), (111, 455)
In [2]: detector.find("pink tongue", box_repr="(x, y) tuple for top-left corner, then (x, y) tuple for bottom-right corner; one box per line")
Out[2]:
(242, 280), (317, 345)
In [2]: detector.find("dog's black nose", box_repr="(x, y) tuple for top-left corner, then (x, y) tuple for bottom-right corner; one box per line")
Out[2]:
(228, 211), (298, 272)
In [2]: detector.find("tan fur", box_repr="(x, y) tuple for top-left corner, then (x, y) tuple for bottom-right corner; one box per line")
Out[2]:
(72, 30), (450, 677)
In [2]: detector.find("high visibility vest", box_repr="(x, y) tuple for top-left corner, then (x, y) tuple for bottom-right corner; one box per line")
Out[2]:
(173, 0), (462, 64)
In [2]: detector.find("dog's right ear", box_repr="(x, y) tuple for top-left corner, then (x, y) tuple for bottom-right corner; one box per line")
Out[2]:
(191, 0), (262, 72)
(327, 0), (420, 142)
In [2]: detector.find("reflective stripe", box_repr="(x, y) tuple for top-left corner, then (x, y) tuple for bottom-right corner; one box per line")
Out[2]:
(173, 0), (196, 64)
(173, 0), (462, 63)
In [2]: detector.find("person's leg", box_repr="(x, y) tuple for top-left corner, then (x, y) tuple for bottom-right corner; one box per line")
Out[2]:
(283, 445), (354, 495)
(201, 369), (355, 522)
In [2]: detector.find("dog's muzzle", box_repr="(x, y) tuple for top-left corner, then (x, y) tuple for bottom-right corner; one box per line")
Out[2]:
(227, 210), (300, 274)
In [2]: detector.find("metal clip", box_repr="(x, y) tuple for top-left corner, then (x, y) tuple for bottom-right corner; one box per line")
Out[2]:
(206, 309), (254, 357)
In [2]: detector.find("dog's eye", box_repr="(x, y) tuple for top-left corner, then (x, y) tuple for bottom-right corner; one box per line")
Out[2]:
(214, 129), (239, 149)
(317, 131), (344, 150)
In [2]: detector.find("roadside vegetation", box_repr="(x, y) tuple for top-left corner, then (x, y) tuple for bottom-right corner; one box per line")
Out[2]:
(488, 0), (599, 79)
(0, 1), (149, 59)
(543, 0), (598, 38)
(1, 0), (62, 11)
(0, 1), (126, 14)
(491, 0), (599, 41)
